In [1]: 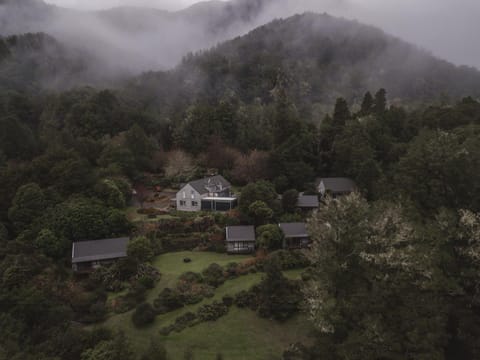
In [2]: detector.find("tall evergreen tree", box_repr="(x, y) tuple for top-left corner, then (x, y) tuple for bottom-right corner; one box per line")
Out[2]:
(373, 88), (387, 114)
(360, 91), (374, 115)
(332, 97), (350, 128)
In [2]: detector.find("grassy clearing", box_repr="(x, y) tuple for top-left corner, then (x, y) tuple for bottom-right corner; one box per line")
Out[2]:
(161, 308), (312, 360)
(101, 251), (311, 359)
(147, 251), (254, 301)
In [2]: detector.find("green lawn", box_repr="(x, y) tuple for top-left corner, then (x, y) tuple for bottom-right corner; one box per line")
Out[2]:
(101, 251), (312, 359)
(147, 251), (254, 301)
(161, 308), (312, 360)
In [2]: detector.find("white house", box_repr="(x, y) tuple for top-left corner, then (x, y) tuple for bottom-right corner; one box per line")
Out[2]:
(176, 175), (237, 212)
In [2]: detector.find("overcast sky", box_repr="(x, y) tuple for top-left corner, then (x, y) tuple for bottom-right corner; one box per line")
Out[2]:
(42, 0), (480, 68)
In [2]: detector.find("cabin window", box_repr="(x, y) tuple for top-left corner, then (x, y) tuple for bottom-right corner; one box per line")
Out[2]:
(192, 201), (199, 207)
(183, 191), (186, 199)
(180, 200), (186, 206)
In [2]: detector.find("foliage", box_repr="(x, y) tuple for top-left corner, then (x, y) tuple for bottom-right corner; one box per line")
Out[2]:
(282, 189), (299, 213)
(80, 332), (134, 360)
(302, 194), (473, 359)
(0, 222), (7, 242)
(35, 228), (65, 259)
(132, 303), (156, 328)
(248, 201), (274, 226)
(256, 260), (301, 321)
(127, 236), (154, 263)
(8, 183), (46, 233)
(239, 181), (277, 213)
(202, 263), (225, 287)
(140, 339), (168, 360)
(153, 288), (184, 314)
(256, 224), (284, 251)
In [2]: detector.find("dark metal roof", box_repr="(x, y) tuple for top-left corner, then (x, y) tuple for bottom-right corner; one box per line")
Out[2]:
(279, 223), (309, 238)
(72, 237), (129, 264)
(297, 195), (319, 208)
(317, 177), (356, 193)
(188, 175), (231, 195)
(226, 226), (256, 242)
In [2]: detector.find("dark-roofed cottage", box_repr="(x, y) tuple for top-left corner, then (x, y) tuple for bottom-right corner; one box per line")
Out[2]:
(72, 237), (129, 272)
(279, 223), (310, 249)
(297, 194), (319, 210)
(316, 177), (356, 198)
(226, 225), (256, 254)
(176, 175), (237, 212)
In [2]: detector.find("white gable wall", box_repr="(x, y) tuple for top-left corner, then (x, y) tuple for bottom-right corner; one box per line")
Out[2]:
(176, 184), (202, 212)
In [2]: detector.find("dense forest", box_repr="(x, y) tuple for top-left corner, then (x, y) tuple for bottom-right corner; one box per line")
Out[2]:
(2, 7), (480, 360)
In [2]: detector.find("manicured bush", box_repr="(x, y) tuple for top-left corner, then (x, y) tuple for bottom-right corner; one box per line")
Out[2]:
(202, 263), (225, 287)
(154, 288), (184, 314)
(197, 301), (229, 322)
(172, 312), (197, 332)
(234, 290), (258, 310)
(132, 302), (155, 328)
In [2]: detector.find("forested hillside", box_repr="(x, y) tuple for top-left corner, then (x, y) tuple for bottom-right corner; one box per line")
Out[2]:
(136, 13), (480, 108)
(0, 33), (119, 91)
(2, 4), (480, 360)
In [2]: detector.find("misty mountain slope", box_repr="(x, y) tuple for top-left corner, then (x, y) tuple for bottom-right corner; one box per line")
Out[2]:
(0, 0), (281, 74)
(0, 33), (125, 91)
(160, 13), (480, 105)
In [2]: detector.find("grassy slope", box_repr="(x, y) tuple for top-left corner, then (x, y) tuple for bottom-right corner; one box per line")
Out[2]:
(103, 251), (312, 360)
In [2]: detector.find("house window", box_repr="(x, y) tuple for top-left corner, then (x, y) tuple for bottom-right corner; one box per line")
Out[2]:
(234, 242), (251, 250)
(183, 191), (186, 199)
(180, 200), (186, 206)
(191, 190), (195, 199)
(192, 201), (199, 207)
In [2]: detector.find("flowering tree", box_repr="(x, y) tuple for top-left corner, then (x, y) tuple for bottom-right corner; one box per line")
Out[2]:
(304, 193), (448, 359)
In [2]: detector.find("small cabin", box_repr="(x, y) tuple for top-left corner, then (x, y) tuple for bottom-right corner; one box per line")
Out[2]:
(72, 237), (129, 272)
(316, 177), (356, 198)
(297, 194), (319, 210)
(279, 223), (310, 249)
(226, 226), (256, 254)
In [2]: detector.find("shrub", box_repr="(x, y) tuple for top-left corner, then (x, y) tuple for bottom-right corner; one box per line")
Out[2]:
(266, 249), (310, 270)
(154, 288), (184, 314)
(173, 312), (197, 332)
(132, 303), (156, 328)
(202, 263), (225, 287)
(256, 224), (284, 251)
(234, 290), (258, 310)
(179, 271), (203, 284)
(197, 301), (229, 322)
(138, 275), (155, 289)
(225, 262), (239, 278)
(127, 236), (154, 263)
(222, 295), (234, 307)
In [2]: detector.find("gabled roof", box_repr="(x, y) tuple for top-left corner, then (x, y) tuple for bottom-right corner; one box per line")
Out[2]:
(297, 194), (319, 208)
(187, 175), (231, 195)
(317, 177), (356, 194)
(72, 237), (129, 264)
(226, 226), (256, 242)
(279, 223), (309, 238)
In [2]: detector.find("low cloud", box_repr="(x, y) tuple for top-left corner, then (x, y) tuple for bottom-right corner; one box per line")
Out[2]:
(3, 0), (479, 76)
